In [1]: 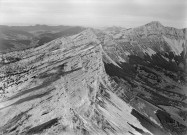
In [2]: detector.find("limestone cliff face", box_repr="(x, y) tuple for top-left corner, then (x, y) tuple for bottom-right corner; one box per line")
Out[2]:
(100, 22), (187, 135)
(101, 21), (186, 61)
(0, 30), (152, 135)
(0, 23), (187, 135)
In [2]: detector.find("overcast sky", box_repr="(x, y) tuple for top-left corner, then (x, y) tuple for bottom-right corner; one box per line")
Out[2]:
(0, 0), (186, 28)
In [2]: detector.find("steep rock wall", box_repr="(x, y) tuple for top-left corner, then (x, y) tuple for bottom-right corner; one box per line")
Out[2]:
(0, 30), (152, 135)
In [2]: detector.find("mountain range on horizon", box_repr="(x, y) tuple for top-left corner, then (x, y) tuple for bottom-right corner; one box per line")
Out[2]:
(0, 21), (186, 54)
(0, 20), (186, 29)
(0, 20), (187, 135)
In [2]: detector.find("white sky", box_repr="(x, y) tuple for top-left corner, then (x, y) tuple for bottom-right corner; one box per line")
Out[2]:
(0, 0), (186, 28)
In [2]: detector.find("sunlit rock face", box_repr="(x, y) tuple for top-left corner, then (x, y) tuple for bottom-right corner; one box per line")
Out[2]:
(0, 22), (187, 135)
(99, 22), (187, 135)
(0, 29), (152, 135)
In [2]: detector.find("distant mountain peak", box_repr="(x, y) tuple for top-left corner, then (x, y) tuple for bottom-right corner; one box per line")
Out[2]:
(145, 21), (163, 28)
(79, 28), (97, 37)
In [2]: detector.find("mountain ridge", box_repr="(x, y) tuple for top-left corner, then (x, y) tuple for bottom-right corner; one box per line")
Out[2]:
(0, 22), (187, 135)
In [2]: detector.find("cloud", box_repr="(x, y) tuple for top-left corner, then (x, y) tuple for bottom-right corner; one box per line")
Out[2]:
(0, 0), (186, 28)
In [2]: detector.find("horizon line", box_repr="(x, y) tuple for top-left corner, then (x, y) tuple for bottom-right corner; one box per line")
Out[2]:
(0, 21), (186, 29)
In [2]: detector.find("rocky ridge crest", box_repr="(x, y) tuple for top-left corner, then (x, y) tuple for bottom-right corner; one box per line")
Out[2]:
(0, 22), (187, 135)
(0, 29), (153, 135)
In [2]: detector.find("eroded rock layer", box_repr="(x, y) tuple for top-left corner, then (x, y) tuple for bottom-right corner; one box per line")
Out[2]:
(0, 22), (187, 135)
(0, 30), (152, 135)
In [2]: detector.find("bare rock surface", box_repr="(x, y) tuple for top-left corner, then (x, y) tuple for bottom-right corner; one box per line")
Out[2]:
(0, 22), (187, 135)
(0, 29), (152, 135)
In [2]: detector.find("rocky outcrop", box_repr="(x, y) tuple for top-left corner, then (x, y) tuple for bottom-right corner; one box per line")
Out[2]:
(0, 22), (187, 135)
(101, 22), (187, 135)
(0, 29), (154, 135)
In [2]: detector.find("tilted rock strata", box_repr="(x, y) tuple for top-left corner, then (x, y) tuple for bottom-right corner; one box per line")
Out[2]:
(0, 22), (187, 135)
(0, 30), (152, 135)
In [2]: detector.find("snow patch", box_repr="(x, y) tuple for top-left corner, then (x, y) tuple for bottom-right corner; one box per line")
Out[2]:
(143, 48), (156, 56)
(147, 48), (156, 56)
(124, 51), (131, 56)
(150, 117), (162, 127)
(161, 55), (169, 62)
(118, 56), (126, 63)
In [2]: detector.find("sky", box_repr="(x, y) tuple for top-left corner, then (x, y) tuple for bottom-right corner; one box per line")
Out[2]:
(0, 0), (186, 28)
